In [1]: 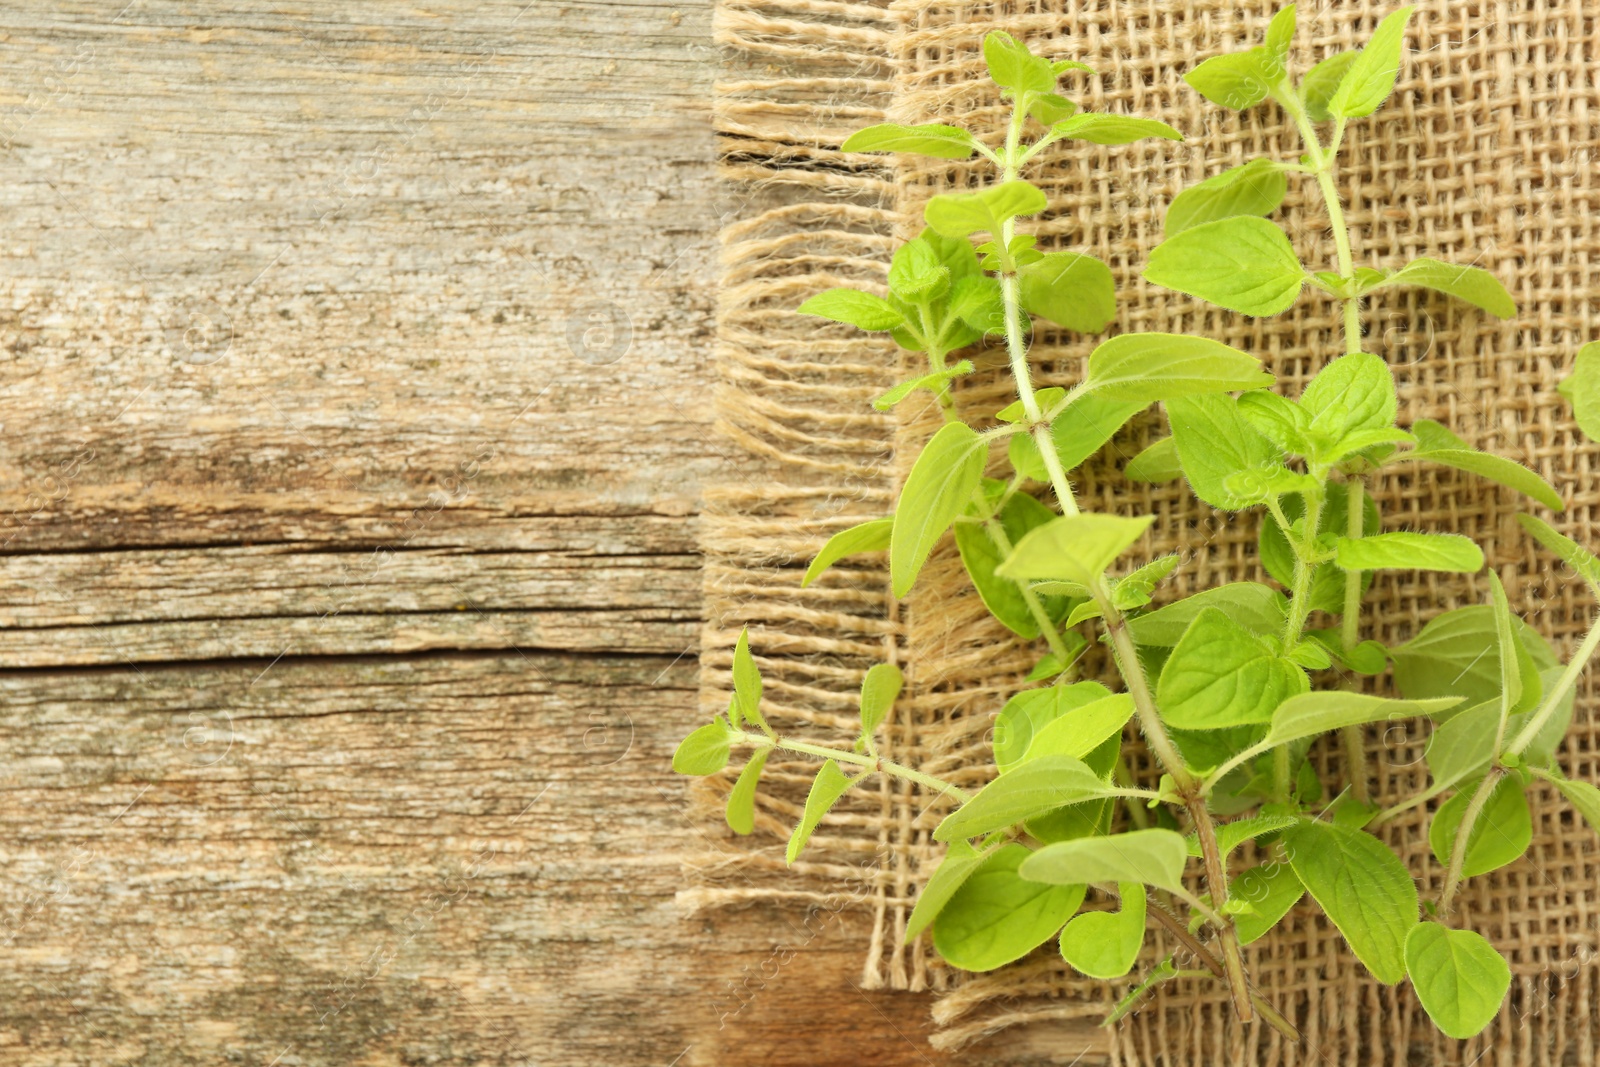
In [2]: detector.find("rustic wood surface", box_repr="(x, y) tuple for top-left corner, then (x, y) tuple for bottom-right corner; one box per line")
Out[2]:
(0, 3), (1106, 1063)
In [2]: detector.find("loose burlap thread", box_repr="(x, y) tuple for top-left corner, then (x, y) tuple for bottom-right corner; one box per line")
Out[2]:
(700, 1), (1600, 1062)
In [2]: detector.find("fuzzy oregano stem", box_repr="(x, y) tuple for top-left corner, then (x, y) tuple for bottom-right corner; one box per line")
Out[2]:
(1505, 608), (1600, 757)
(1341, 477), (1372, 805)
(1438, 767), (1502, 913)
(733, 730), (974, 804)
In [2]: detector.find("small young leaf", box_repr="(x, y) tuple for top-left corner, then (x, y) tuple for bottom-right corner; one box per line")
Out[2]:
(1029, 92), (1078, 125)
(1405, 923), (1511, 1040)
(1394, 422), (1564, 511)
(1285, 820), (1418, 984)
(1302, 50), (1358, 122)
(858, 662), (903, 740)
(1266, 692), (1462, 748)
(1424, 699), (1500, 792)
(997, 513), (1157, 587)
(797, 288), (904, 331)
(1060, 883), (1147, 979)
(1129, 582), (1288, 646)
(1165, 158), (1289, 236)
(1429, 776), (1531, 878)
(982, 31), (1056, 94)
(1333, 532), (1484, 573)
(933, 843), (1087, 971)
(733, 627), (769, 733)
(787, 760), (860, 864)
(1185, 49), (1274, 111)
(892, 422), (988, 597)
(1262, 4), (1297, 72)
(1125, 437), (1183, 483)
(992, 681), (1114, 771)
(1113, 554), (1181, 610)
(1158, 608), (1307, 730)
(1557, 340), (1600, 443)
(803, 516), (892, 587)
(1326, 6), (1417, 120)
(725, 747), (772, 834)
(1019, 828), (1191, 891)
(841, 122), (979, 160)
(1022, 694), (1136, 764)
(1167, 394), (1281, 510)
(1018, 251), (1117, 333)
(873, 362), (974, 413)
(1516, 513), (1600, 596)
(673, 720), (732, 776)
(1145, 216), (1305, 316)
(1049, 113), (1183, 145)
(1026, 650), (1075, 681)
(1047, 393), (1149, 472)
(1373, 257), (1516, 318)
(1083, 333), (1273, 402)
(1232, 862), (1306, 944)
(924, 180), (1049, 240)
(1548, 774), (1600, 838)
(887, 238), (951, 302)
(904, 838), (996, 942)
(934, 755), (1124, 841)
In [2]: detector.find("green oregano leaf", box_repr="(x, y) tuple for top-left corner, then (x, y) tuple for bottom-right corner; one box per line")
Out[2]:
(1129, 582), (1288, 646)
(1265, 692), (1462, 748)
(1428, 776), (1531, 878)
(797, 288), (904, 331)
(858, 662), (903, 741)
(1547, 773), (1600, 838)
(997, 513), (1156, 587)
(787, 759), (860, 863)
(1391, 605), (1556, 709)
(992, 681), (1114, 772)
(948, 275), (1006, 334)
(934, 755), (1123, 841)
(1060, 883), (1147, 979)
(1048, 393), (1150, 471)
(1112, 553), (1181, 610)
(1022, 694), (1136, 764)
(955, 490), (1068, 637)
(802, 516), (892, 587)
(672, 720), (732, 776)
(1019, 828), (1191, 891)
(1371, 257), (1517, 318)
(982, 31), (1056, 95)
(1232, 862), (1306, 945)
(1393, 420), (1564, 511)
(1125, 436), (1183, 483)
(1167, 394), (1281, 510)
(1018, 251), (1117, 332)
(1157, 607), (1307, 730)
(924, 180), (1049, 240)
(1262, 4), (1297, 74)
(1188, 813), (1300, 860)
(887, 237), (951, 301)
(1326, 6), (1417, 120)
(1333, 532), (1485, 573)
(1516, 513), (1600, 596)
(1083, 332), (1273, 402)
(1144, 216), (1305, 316)
(1185, 49), (1275, 111)
(1285, 820), (1418, 984)
(1029, 92), (1078, 125)
(1557, 340), (1600, 443)
(892, 421), (988, 597)
(1404, 922), (1511, 1040)
(873, 362), (975, 412)
(904, 838), (997, 942)
(1165, 158), (1288, 235)
(933, 843), (1087, 971)
(1302, 51), (1358, 122)
(733, 627), (769, 733)
(1424, 699), (1500, 792)
(1300, 352), (1397, 451)
(725, 747), (772, 834)
(1048, 112), (1183, 145)
(841, 122), (980, 160)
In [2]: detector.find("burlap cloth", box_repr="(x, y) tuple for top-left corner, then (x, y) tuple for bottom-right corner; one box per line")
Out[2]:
(696, 1), (1600, 1061)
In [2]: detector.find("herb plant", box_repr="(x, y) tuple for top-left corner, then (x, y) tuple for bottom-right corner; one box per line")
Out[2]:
(675, 8), (1600, 1042)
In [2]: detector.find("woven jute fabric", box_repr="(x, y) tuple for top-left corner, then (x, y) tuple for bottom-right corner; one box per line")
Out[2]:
(701, 0), (1600, 1061)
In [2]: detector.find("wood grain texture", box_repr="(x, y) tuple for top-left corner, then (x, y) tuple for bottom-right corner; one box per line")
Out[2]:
(0, 2), (1091, 1064)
